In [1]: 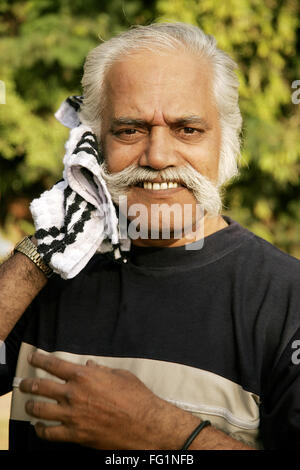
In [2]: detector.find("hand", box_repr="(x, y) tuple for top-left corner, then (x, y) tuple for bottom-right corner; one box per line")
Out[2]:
(19, 352), (195, 450)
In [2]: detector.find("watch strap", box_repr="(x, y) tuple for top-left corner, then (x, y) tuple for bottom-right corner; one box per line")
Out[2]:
(14, 236), (53, 279)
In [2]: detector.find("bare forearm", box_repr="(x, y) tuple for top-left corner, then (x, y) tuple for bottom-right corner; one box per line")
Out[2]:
(149, 399), (253, 450)
(187, 422), (253, 450)
(0, 252), (47, 341)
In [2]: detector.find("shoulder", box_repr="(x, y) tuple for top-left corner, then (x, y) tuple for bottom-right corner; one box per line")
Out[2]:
(251, 234), (299, 284)
(228, 218), (300, 285)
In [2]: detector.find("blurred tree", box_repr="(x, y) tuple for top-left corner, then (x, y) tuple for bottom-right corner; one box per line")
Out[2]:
(0, 0), (156, 245)
(0, 0), (299, 258)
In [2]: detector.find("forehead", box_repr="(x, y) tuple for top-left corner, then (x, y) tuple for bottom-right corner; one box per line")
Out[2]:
(103, 50), (217, 122)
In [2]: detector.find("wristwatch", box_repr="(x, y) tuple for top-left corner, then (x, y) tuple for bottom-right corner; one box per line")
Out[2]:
(14, 236), (53, 279)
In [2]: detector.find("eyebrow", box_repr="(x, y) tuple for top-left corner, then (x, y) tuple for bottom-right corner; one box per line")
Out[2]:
(111, 117), (148, 127)
(172, 116), (211, 130)
(111, 115), (211, 130)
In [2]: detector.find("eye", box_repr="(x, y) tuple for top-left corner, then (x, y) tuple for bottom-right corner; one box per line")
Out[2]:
(183, 127), (198, 134)
(176, 127), (205, 139)
(114, 129), (137, 136)
(122, 129), (137, 135)
(112, 128), (145, 142)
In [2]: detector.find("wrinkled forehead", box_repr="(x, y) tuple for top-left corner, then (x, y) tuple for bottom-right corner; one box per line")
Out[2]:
(102, 50), (217, 123)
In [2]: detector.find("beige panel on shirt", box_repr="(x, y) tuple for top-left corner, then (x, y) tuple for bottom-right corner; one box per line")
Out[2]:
(11, 342), (262, 448)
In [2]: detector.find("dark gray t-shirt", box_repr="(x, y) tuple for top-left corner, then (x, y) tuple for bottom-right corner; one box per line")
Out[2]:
(1, 216), (300, 450)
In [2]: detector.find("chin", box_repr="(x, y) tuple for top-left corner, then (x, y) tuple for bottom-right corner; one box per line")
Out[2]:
(127, 216), (187, 241)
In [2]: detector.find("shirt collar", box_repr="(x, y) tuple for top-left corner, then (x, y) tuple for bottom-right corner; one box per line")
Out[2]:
(128, 216), (254, 269)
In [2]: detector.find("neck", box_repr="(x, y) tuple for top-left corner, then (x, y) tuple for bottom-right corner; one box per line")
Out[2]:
(131, 214), (228, 248)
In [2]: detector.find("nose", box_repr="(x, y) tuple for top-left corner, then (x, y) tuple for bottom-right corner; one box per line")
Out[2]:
(138, 126), (180, 170)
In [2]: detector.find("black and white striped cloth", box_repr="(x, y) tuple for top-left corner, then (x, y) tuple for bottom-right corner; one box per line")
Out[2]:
(30, 96), (129, 280)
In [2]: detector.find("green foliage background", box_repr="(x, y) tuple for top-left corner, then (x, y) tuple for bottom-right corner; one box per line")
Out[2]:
(0, 0), (299, 258)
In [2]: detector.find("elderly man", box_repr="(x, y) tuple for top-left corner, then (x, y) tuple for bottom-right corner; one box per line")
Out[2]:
(0, 22), (300, 451)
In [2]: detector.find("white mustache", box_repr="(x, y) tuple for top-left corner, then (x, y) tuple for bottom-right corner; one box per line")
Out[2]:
(100, 161), (222, 216)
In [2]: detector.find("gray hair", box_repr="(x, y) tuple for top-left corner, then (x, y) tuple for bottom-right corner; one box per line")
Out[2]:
(79, 22), (242, 187)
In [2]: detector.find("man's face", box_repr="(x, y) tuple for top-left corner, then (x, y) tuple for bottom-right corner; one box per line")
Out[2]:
(100, 49), (222, 242)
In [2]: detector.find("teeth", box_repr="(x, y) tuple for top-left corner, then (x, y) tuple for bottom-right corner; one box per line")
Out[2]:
(142, 181), (179, 190)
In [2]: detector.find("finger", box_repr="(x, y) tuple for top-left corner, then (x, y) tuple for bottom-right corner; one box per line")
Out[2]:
(85, 359), (110, 370)
(25, 399), (67, 422)
(28, 351), (83, 381)
(20, 377), (66, 402)
(35, 422), (73, 443)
